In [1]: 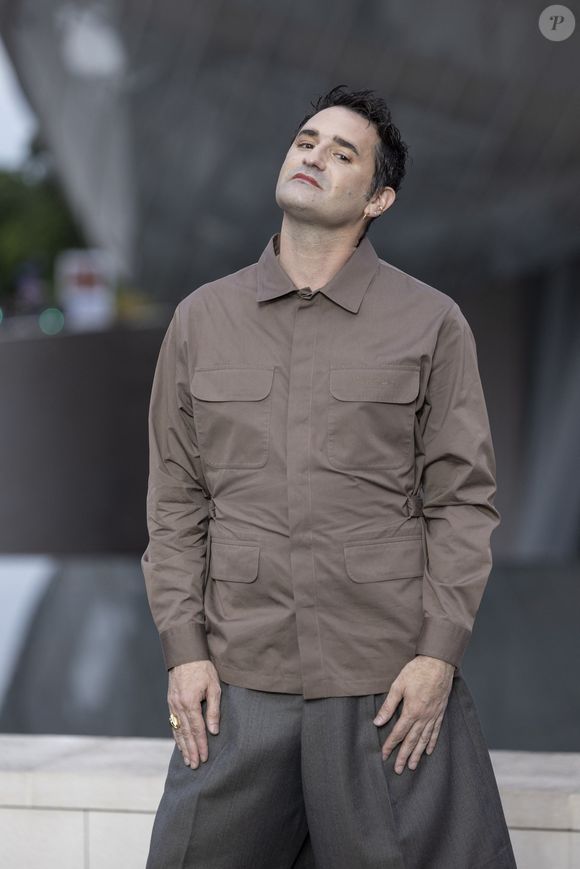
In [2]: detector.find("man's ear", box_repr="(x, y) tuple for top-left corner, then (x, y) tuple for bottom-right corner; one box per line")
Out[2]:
(363, 186), (396, 221)
(375, 186), (396, 214)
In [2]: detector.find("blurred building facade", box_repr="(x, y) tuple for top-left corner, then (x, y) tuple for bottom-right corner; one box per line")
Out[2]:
(0, 0), (578, 743)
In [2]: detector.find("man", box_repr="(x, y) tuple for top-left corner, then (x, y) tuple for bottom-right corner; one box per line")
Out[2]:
(142, 85), (517, 868)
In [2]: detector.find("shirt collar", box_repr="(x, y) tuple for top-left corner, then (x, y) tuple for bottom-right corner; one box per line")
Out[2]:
(256, 231), (380, 314)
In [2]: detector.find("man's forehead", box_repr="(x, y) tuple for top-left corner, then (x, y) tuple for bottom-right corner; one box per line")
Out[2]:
(298, 106), (377, 149)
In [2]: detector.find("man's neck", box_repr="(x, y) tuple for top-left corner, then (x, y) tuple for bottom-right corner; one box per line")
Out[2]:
(276, 217), (363, 292)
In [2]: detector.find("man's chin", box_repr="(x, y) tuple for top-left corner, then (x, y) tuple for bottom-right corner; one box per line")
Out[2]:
(276, 195), (323, 220)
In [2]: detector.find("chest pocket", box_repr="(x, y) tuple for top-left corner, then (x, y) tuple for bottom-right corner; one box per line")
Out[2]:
(191, 367), (275, 468)
(327, 366), (420, 470)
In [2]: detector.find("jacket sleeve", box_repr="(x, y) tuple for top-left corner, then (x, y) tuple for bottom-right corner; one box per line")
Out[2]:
(415, 302), (501, 668)
(141, 302), (211, 670)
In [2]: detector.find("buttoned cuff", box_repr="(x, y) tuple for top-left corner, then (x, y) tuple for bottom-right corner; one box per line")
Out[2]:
(160, 622), (210, 670)
(415, 615), (471, 668)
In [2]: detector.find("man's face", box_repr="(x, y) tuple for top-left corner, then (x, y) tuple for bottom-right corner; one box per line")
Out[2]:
(275, 105), (381, 230)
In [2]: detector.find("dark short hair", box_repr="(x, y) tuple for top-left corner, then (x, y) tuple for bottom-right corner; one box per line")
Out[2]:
(292, 84), (410, 239)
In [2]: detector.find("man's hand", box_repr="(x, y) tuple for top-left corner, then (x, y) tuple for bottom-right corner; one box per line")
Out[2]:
(168, 660), (222, 769)
(373, 655), (455, 774)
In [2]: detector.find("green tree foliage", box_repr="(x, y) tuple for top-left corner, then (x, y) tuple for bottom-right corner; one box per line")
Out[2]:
(0, 151), (85, 307)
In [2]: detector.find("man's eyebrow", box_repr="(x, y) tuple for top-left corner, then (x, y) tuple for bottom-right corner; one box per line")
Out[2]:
(295, 127), (360, 157)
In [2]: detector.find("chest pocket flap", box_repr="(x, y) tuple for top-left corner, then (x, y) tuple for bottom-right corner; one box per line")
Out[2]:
(330, 367), (420, 404)
(191, 367), (274, 469)
(192, 367), (274, 401)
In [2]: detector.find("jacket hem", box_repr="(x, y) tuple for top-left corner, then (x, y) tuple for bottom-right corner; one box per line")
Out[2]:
(212, 659), (403, 699)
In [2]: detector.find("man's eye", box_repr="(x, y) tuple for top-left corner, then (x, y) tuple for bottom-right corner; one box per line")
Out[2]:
(295, 142), (350, 161)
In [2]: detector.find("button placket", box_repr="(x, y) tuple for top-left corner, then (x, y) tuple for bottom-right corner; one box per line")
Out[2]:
(286, 294), (325, 695)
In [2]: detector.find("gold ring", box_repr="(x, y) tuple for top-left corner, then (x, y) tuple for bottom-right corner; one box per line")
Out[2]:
(169, 712), (181, 730)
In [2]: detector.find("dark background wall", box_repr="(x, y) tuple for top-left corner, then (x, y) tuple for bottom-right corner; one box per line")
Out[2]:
(0, 323), (159, 553)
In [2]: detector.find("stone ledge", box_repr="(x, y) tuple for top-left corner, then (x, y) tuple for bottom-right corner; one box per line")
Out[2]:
(0, 735), (578, 832)
(490, 749), (580, 832)
(0, 734), (173, 813)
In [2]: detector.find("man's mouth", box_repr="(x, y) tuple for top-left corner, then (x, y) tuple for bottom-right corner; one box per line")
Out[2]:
(291, 173), (322, 189)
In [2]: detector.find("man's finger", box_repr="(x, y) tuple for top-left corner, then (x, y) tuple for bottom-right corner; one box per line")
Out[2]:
(381, 712), (416, 757)
(174, 708), (200, 768)
(373, 683), (403, 725)
(393, 720), (425, 773)
(171, 711), (196, 766)
(407, 720), (436, 769)
(426, 710), (445, 754)
(205, 684), (222, 735)
(174, 732), (186, 759)
(185, 702), (209, 765)
(169, 716), (183, 752)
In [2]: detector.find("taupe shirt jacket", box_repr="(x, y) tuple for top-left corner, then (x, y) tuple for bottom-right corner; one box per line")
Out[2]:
(141, 232), (500, 699)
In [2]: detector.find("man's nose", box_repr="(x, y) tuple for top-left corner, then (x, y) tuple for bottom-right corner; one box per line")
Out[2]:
(302, 146), (325, 170)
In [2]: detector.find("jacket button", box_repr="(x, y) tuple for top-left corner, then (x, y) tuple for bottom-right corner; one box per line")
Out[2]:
(297, 287), (314, 299)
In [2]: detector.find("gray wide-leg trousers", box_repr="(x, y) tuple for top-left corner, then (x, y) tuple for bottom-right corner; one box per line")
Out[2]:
(146, 670), (517, 868)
